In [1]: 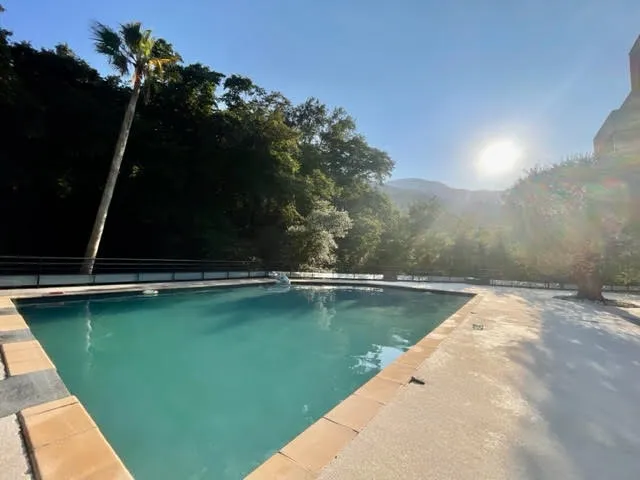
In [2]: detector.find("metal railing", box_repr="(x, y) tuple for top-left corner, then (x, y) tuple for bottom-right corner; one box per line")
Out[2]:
(267, 264), (640, 292)
(0, 256), (262, 275)
(0, 256), (268, 289)
(0, 256), (638, 292)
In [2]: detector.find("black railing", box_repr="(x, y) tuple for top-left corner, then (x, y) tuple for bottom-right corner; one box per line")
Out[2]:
(0, 256), (262, 275)
(0, 256), (638, 292)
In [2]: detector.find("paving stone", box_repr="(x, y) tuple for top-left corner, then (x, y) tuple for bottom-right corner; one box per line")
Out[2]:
(0, 370), (69, 418)
(325, 395), (384, 432)
(353, 377), (403, 404)
(31, 427), (132, 480)
(0, 330), (34, 345)
(281, 418), (357, 474)
(245, 453), (314, 480)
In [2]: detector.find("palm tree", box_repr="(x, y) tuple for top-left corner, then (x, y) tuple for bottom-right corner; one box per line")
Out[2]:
(81, 22), (180, 274)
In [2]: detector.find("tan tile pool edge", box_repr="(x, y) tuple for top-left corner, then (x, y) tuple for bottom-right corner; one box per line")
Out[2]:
(1, 279), (275, 480)
(246, 290), (483, 479)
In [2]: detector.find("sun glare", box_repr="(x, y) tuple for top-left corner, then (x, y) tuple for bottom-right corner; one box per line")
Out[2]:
(477, 140), (521, 176)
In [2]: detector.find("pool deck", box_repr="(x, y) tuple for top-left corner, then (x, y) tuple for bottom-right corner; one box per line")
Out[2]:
(1, 280), (640, 479)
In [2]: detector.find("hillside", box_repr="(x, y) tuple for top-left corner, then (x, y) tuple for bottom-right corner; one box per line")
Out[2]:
(382, 178), (504, 223)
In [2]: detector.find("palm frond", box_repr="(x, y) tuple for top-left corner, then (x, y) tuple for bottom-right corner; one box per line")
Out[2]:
(91, 22), (121, 57)
(147, 56), (180, 76)
(91, 21), (129, 76)
(139, 29), (154, 58)
(92, 20), (181, 87)
(112, 53), (129, 76)
(120, 22), (143, 52)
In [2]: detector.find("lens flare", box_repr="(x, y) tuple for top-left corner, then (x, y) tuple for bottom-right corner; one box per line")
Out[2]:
(477, 140), (521, 176)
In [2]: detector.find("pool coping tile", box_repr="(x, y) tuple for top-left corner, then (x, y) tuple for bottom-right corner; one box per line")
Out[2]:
(0, 313), (29, 332)
(352, 376), (404, 404)
(21, 400), (97, 450)
(21, 395), (79, 418)
(28, 422), (132, 480)
(376, 361), (416, 384)
(280, 418), (358, 474)
(0, 281), (481, 480)
(324, 394), (384, 433)
(245, 453), (315, 480)
(2, 339), (55, 376)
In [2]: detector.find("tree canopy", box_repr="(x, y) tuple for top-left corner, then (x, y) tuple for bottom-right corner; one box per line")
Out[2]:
(506, 154), (640, 298)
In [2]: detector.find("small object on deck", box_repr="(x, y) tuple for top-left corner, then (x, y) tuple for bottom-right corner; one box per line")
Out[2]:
(268, 271), (290, 286)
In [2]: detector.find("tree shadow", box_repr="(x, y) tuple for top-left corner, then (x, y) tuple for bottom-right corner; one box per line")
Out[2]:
(507, 295), (640, 479)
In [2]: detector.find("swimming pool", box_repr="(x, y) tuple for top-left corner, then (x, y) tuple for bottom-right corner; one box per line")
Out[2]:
(19, 285), (468, 479)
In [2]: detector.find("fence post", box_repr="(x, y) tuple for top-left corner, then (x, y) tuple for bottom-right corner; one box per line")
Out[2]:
(36, 257), (41, 287)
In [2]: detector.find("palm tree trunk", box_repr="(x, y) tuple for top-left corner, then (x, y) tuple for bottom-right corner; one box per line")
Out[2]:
(81, 78), (142, 274)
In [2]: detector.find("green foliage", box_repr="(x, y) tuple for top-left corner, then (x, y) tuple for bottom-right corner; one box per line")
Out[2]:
(287, 201), (353, 270)
(91, 22), (181, 85)
(505, 154), (640, 296)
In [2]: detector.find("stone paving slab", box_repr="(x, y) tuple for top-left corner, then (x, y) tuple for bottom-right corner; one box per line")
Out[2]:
(0, 369), (70, 418)
(0, 329), (34, 344)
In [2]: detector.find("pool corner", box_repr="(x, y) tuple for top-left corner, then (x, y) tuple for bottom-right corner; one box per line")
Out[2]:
(246, 288), (482, 478)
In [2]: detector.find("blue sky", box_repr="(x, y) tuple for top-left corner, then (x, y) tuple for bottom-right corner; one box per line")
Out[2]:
(3, 0), (640, 189)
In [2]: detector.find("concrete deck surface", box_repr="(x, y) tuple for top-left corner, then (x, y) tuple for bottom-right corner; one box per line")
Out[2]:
(318, 284), (640, 480)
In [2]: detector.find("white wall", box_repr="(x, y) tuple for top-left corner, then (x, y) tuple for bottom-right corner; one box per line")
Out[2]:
(0, 275), (38, 287)
(93, 273), (138, 284)
(38, 274), (93, 286)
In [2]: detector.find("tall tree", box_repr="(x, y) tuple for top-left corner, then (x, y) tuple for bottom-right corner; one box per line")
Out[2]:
(506, 154), (638, 300)
(81, 22), (180, 273)
(287, 201), (353, 270)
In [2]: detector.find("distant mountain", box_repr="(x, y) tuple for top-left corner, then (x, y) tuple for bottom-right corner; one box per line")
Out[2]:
(381, 178), (504, 224)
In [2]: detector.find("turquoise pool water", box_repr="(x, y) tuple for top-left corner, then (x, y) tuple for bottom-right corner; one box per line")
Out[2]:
(19, 285), (468, 479)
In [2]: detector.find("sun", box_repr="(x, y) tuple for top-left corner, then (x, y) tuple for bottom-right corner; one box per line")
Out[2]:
(477, 140), (522, 176)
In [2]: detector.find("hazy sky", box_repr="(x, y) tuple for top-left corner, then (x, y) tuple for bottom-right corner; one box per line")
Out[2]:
(4, 0), (640, 189)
